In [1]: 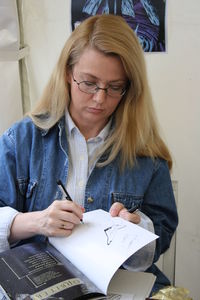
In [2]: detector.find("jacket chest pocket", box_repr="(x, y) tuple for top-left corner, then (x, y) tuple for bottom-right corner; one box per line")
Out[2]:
(17, 178), (38, 211)
(112, 192), (143, 211)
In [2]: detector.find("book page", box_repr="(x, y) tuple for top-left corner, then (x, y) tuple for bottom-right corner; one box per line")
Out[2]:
(93, 269), (156, 300)
(107, 269), (156, 300)
(49, 209), (158, 294)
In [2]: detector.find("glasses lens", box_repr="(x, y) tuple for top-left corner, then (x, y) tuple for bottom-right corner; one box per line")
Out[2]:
(79, 82), (97, 94)
(78, 81), (126, 97)
(107, 87), (126, 97)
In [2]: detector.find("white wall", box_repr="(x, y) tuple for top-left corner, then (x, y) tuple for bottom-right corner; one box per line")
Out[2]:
(146, 2), (200, 298)
(17, 1), (200, 299)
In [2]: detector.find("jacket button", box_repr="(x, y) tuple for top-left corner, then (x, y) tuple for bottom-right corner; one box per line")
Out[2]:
(87, 197), (94, 203)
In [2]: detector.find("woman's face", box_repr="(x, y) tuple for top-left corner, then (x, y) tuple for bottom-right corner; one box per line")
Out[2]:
(68, 47), (127, 135)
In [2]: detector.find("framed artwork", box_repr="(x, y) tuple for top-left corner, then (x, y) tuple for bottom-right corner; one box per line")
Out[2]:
(71, 0), (167, 53)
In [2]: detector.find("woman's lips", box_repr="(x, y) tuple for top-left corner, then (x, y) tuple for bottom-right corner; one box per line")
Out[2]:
(87, 107), (103, 114)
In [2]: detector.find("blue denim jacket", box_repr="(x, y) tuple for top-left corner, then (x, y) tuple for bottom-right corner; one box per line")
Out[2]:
(0, 116), (178, 290)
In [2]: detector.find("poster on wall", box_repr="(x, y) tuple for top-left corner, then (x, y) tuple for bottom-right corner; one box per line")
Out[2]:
(71, 0), (167, 53)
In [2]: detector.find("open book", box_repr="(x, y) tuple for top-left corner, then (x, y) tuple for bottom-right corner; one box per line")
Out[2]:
(50, 209), (158, 299)
(0, 209), (157, 299)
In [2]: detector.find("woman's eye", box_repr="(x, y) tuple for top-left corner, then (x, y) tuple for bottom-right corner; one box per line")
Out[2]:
(109, 85), (122, 91)
(83, 81), (96, 87)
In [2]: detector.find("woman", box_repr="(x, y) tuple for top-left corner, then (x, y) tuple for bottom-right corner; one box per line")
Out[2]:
(0, 14), (178, 293)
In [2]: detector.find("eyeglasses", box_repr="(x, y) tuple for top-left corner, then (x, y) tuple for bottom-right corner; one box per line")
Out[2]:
(72, 75), (127, 98)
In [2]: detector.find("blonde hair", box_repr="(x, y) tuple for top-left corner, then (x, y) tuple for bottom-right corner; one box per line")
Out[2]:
(29, 14), (172, 170)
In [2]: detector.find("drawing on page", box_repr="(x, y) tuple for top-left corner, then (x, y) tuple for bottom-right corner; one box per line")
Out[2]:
(104, 223), (126, 245)
(103, 218), (141, 248)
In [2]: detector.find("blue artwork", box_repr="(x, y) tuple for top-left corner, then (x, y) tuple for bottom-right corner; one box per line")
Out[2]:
(71, 0), (167, 52)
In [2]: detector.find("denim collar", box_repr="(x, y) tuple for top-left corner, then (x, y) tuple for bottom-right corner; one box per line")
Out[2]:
(40, 115), (65, 136)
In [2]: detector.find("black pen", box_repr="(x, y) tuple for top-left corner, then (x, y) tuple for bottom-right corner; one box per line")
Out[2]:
(57, 179), (72, 201)
(128, 204), (140, 213)
(57, 179), (84, 223)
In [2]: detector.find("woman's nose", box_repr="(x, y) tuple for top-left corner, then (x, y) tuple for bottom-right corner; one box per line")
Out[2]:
(93, 88), (107, 103)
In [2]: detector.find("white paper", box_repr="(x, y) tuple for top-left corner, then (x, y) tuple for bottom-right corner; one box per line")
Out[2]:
(49, 209), (158, 294)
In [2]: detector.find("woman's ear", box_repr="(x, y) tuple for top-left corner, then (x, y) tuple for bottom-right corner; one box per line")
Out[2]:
(66, 72), (72, 84)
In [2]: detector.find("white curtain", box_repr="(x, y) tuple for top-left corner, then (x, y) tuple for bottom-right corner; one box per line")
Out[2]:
(19, 0), (70, 107)
(0, 0), (23, 135)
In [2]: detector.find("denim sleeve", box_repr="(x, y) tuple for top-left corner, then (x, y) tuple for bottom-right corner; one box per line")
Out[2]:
(142, 159), (178, 262)
(0, 128), (19, 209)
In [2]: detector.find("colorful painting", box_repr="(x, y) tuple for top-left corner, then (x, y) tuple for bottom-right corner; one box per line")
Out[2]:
(71, 0), (167, 52)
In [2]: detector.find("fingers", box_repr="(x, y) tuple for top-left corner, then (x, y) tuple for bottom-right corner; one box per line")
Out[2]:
(109, 201), (124, 217)
(119, 208), (141, 224)
(52, 200), (84, 223)
(109, 201), (141, 224)
(40, 199), (84, 237)
(47, 218), (74, 237)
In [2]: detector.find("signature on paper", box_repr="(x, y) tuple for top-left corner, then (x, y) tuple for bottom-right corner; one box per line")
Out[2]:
(104, 223), (126, 245)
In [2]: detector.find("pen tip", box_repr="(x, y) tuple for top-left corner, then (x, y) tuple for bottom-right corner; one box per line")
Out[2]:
(57, 179), (61, 185)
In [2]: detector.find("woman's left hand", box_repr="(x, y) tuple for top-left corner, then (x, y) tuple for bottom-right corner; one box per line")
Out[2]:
(109, 201), (141, 224)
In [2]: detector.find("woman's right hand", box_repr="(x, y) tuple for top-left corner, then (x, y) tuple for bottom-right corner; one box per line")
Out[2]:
(39, 199), (84, 237)
(9, 199), (84, 243)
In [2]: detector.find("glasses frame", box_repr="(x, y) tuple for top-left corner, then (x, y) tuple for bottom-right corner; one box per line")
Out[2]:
(72, 75), (127, 98)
